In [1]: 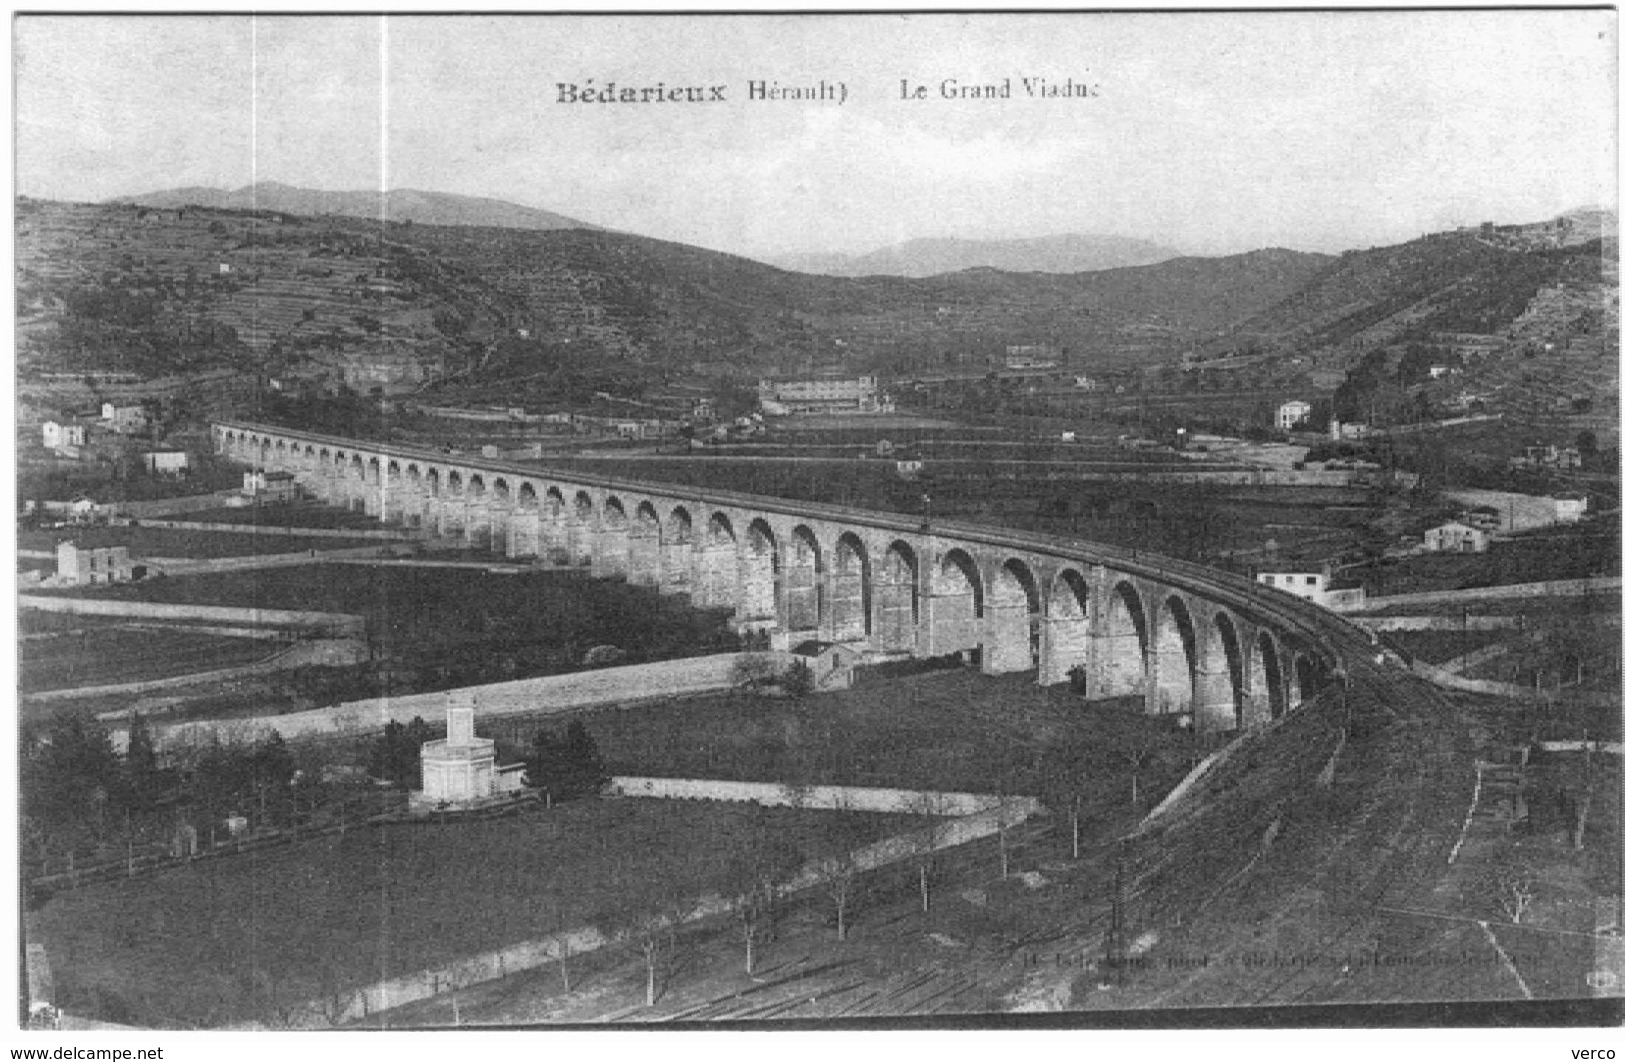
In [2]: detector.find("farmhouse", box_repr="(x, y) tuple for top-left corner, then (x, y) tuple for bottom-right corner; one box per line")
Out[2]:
(1275, 399), (1313, 430)
(1423, 521), (1491, 554)
(142, 450), (190, 475)
(1328, 419), (1371, 441)
(243, 468), (298, 502)
(55, 539), (136, 586)
(41, 419), (87, 452)
(1253, 560), (1364, 610)
(790, 640), (863, 691)
(1550, 491), (1589, 524)
(101, 402), (149, 435)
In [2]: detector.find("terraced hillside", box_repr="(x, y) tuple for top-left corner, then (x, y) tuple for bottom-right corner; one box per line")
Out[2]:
(1238, 227), (1613, 353)
(16, 198), (496, 382)
(17, 197), (1329, 386)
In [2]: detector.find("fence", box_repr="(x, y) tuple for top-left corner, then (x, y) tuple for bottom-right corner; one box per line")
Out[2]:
(19, 594), (363, 634)
(1349, 576), (1621, 613)
(1353, 615), (1524, 632)
(1407, 657), (1619, 707)
(608, 777), (1029, 817)
(611, 779), (1027, 818)
(130, 652), (792, 753)
(122, 517), (419, 541)
(151, 543), (403, 576)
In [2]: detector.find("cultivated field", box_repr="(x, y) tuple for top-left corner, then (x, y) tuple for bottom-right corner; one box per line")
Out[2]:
(1372, 527), (1619, 596)
(481, 670), (1200, 805)
(20, 628), (278, 693)
(32, 800), (916, 1028)
(69, 564), (738, 689)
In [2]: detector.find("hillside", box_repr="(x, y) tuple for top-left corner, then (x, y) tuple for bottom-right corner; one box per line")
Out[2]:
(112, 182), (599, 233)
(15, 197), (1330, 389)
(1226, 212), (1618, 423)
(772, 233), (1181, 278)
(1236, 226), (1613, 351)
(388, 223), (1328, 375)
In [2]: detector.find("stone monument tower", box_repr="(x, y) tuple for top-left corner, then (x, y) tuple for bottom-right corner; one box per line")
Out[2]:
(412, 690), (525, 810)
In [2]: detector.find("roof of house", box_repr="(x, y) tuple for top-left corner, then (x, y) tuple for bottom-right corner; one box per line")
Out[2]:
(1253, 559), (1331, 574)
(792, 640), (860, 658)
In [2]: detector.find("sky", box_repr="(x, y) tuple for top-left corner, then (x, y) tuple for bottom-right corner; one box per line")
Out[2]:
(13, 11), (1618, 260)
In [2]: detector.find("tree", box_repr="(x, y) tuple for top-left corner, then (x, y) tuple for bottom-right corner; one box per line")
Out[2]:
(1038, 742), (1088, 860)
(823, 843), (862, 943)
(249, 731), (296, 822)
(907, 791), (954, 916)
(29, 713), (122, 832)
(730, 653), (780, 695)
(781, 659), (816, 698)
(369, 716), (432, 788)
(724, 805), (803, 975)
(1481, 840), (1539, 925)
(525, 722), (609, 802)
(562, 721), (608, 799)
(123, 713), (161, 808)
(524, 728), (568, 805)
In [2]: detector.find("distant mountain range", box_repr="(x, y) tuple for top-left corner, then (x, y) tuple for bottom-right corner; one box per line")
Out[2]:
(111, 181), (599, 232)
(770, 233), (1182, 278)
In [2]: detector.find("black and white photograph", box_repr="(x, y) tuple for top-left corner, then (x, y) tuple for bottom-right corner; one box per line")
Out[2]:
(9, 8), (1620, 1039)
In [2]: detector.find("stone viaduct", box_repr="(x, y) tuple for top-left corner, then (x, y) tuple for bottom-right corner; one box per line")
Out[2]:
(215, 421), (1350, 734)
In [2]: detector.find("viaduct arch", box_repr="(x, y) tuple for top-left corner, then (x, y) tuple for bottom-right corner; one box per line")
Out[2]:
(216, 422), (1350, 735)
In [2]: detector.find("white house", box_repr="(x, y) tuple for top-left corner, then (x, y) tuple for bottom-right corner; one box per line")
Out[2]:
(1254, 561), (1364, 609)
(1276, 399), (1313, 430)
(242, 468), (298, 502)
(1550, 492), (1589, 524)
(101, 402), (149, 435)
(1423, 521), (1491, 553)
(55, 540), (135, 586)
(1329, 419), (1371, 441)
(142, 450), (189, 474)
(41, 420), (87, 451)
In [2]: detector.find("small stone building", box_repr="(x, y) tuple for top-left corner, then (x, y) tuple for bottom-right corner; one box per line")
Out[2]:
(791, 640), (864, 691)
(42, 420), (87, 451)
(101, 402), (149, 435)
(242, 468), (298, 502)
(1424, 520), (1491, 553)
(1276, 399), (1313, 430)
(412, 693), (526, 810)
(143, 450), (190, 474)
